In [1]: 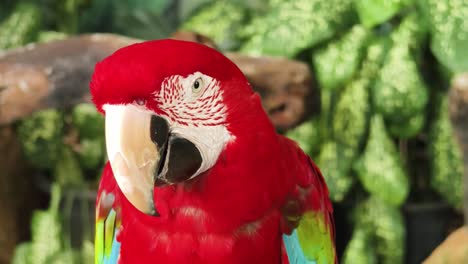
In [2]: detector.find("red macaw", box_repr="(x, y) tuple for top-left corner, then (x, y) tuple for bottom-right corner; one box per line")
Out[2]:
(92, 39), (336, 264)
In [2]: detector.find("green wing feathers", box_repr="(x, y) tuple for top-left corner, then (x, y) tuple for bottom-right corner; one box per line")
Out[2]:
(95, 189), (121, 264)
(282, 150), (336, 264)
(298, 211), (335, 263)
(94, 163), (123, 264)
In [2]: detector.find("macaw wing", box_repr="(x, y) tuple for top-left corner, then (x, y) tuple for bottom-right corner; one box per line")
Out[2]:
(282, 211), (335, 264)
(95, 163), (122, 264)
(282, 155), (336, 264)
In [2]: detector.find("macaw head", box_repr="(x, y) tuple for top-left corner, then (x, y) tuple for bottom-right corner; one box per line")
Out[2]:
(91, 39), (270, 215)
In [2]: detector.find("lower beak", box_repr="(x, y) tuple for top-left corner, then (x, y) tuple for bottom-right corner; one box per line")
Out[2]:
(104, 104), (168, 215)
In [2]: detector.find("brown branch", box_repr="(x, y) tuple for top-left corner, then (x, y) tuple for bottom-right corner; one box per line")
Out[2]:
(0, 34), (141, 125)
(0, 32), (318, 131)
(225, 53), (319, 132)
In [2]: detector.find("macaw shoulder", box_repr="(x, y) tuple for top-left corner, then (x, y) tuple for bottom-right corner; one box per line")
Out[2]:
(276, 135), (321, 187)
(277, 136), (336, 264)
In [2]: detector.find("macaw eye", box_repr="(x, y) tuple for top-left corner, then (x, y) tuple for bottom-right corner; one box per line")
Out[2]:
(192, 77), (204, 93)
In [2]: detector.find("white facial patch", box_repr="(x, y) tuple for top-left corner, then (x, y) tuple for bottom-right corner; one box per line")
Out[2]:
(153, 72), (227, 127)
(171, 123), (231, 178)
(153, 72), (234, 179)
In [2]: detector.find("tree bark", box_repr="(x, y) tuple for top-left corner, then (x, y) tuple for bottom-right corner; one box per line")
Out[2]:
(1, 32), (318, 131)
(225, 53), (319, 132)
(0, 34), (140, 125)
(0, 126), (40, 263)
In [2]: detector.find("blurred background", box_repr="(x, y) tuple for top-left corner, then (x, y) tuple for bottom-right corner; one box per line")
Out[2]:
(0, 0), (467, 263)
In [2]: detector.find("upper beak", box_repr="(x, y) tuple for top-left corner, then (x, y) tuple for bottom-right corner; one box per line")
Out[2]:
(104, 104), (167, 215)
(104, 104), (202, 215)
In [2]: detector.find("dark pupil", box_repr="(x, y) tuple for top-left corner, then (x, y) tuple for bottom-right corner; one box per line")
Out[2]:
(193, 80), (200, 89)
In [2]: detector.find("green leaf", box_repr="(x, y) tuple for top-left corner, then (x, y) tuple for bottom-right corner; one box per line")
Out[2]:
(285, 117), (321, 157)
(56, 0), (89, 33)
(49, 184), (62, 214)
(112, 0), (177, 40)
(316, 141), (355, 202)
(354, 115), (409, 206)
(313, 25), (370, 91)
(319, 89), (334, 142)
(390, 12), (428, 49)
(373, 16), (428, 122)
(354, 197), (405, 264)
(429, 94), (464, 208)
(124, 0), (169, 14)
(342, 227), (377, 264)
(75, 138), (105, 170)
(181, 0), (246, 50)
(421, 0), (468, 73)
(178, 0), (213, 21)
(54, 147), (85, 187)
(387, 110), (425, 139)
(332, 76), (370, 151)
(332, 38), (388, 153)
(18, 109), (64, 170)
(240, 0), (355, 57)
(12, 185), (64, 264)
(47, 250), (79, 264)
(72, 103), (104, 140)
(353, 0), (411, 27)
(358, 37), (391, 79)
(79, 0), (114, 32)
(37, 31), (68, 43)
(30, 184), (63, 264)
(31, 212), (62, 263)
(81, 240), (95, 264)
(0, 2), (42, 50)
(12, 243), (32, 264)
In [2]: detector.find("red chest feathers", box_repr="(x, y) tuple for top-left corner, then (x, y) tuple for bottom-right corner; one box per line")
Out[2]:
(111, 133), (294, 263)
(117, 198), (284, 264)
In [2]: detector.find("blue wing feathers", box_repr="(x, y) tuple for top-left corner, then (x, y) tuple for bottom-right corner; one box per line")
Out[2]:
(283, 231), (317, 264)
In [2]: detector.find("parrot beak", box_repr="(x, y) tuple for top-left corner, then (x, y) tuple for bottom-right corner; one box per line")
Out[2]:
(104, 104), (168, 215)
(104, 104), (203, 216)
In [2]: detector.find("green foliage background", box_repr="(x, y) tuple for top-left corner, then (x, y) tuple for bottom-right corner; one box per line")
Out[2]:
(1, 0), (466, 263)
